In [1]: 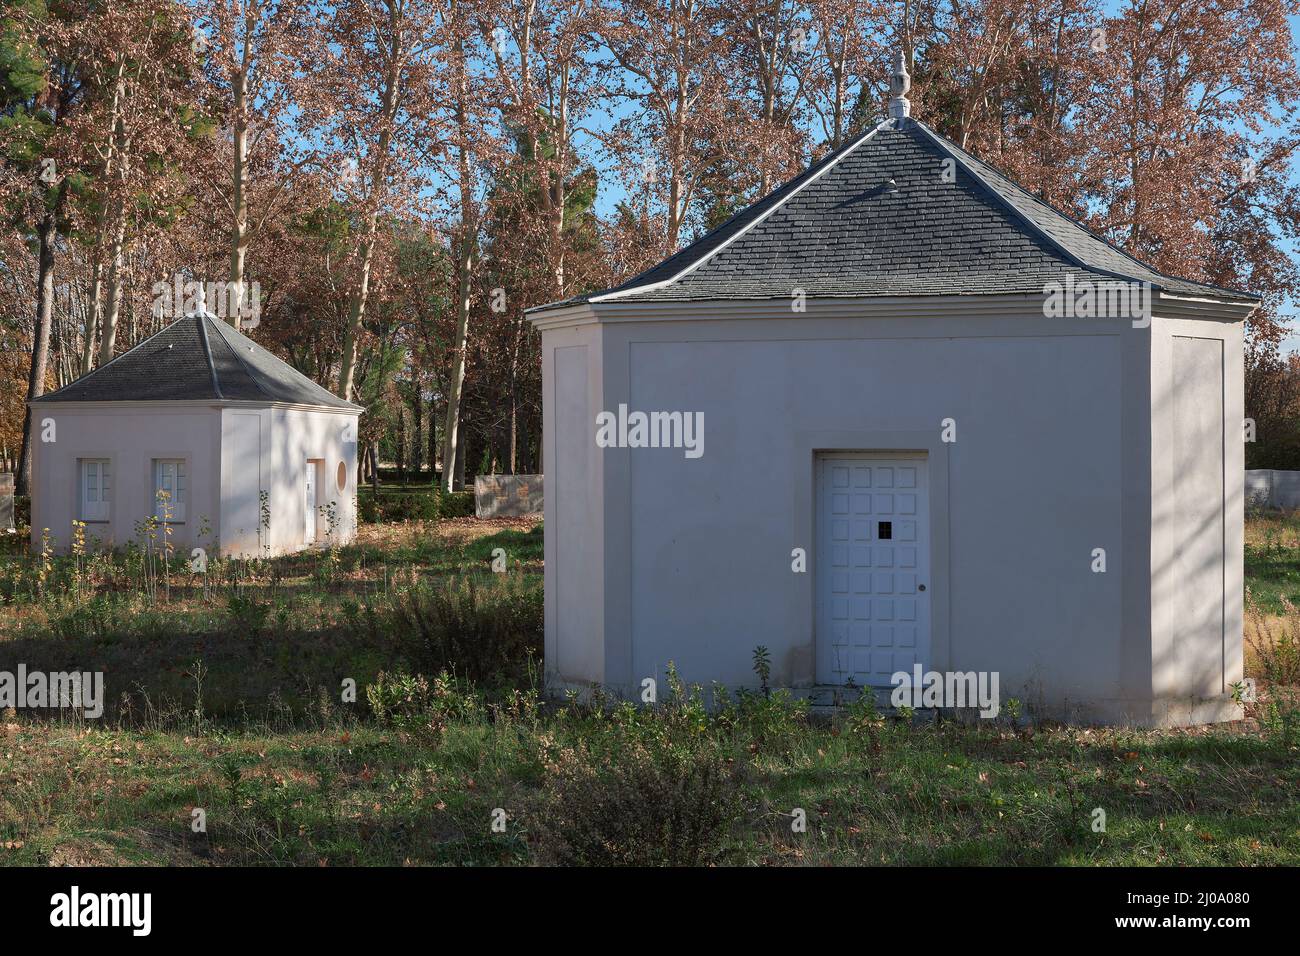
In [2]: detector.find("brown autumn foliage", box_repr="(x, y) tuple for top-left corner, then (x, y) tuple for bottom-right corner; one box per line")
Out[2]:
(1, 0), (1298, 490)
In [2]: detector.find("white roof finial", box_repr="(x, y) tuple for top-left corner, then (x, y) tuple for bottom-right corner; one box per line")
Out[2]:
(889, 49), (911, 121)
(184, 280), (214, 320)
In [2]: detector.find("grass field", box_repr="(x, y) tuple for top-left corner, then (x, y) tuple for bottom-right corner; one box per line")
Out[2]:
(0, 510), (1297, 866)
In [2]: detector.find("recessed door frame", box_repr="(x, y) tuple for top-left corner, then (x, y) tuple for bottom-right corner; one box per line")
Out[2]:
(305, 459), (322, 545)
(816, 451), (931, 685)
(795, 429), (952, 682)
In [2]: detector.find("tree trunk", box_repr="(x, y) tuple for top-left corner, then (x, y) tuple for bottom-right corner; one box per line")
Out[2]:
(508, 314), (525, 473)
(99, 215), (127, 364)
(441, 223), (473, 491)
(337, 14), (402, 401)
(85, 58), (124, 369)
(228, 20), (253, 326)
(336, 226), (378, 400)
(434, 398), (444, 486)
(81, 260), (102, 375)
(454, 411), (467, 491)
(412, 394), (422, 477)
(515, 410), (528, 475)
(396, 406), (406, 482)
(509, 395), (518, 475)
(98, 58), (130, 364)
(441, 33), (476, 491)
(17, 212), (57, 496)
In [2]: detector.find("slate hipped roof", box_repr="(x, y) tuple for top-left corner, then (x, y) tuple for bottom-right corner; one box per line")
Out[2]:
(532, 116), (1258, 313)
(33, 312), (360, 410)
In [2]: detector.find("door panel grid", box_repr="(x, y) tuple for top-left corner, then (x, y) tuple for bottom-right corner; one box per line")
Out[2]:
(817, 454), (931, 685)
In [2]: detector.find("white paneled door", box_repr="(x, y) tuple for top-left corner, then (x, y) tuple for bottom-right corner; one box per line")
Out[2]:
(304, 462), (317, 544)
(816, 454), (931, 686)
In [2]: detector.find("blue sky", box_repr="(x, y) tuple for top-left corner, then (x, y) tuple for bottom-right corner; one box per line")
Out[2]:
(575, 7), (1300, 350)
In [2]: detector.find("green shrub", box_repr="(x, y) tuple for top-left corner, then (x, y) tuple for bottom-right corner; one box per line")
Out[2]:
(374, 493), (439, 523)
(708, 647), (810, 755)
(357, 488), (474, 522)
(13, 494), (30, 531)
(1254, 691), (1300, 745)
(533, 739), (746, 865)
(841, 688), (884, 754)
(51, 595), (123, 641)
(227, 593), (272, 635)
(366, 669), (483, 738)
(386, 575), (542, 684)
(436, 490), (476, 518)
(1246, 598), (1300, 686)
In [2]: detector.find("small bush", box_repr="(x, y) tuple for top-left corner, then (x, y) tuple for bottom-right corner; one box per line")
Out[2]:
(357, 489), (475, 522)
(1246, 596), (1300, 686)
(227, 593), (272, 635)
(1253, 690), (1300, 745)
(373, 493), (439, 523)
(436, 490), (476, 518)
(841, 688), (884, 754)
(51, 595), (123, 641)
(367, 669), (483, 738)
(386, 575), (542, 684)
(533, 740), (746, 866)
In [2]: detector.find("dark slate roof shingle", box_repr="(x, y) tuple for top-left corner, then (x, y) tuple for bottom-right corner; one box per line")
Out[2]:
(33, 313), (360, 410)
(531, 117), (1258, 313)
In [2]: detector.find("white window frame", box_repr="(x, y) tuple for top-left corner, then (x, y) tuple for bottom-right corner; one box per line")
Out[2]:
(79, 458), (111, 522)
(152, 458), (187, 522)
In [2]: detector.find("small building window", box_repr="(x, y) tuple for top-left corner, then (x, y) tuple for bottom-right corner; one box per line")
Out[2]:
(79, 459), (111, 522)
(337, 460), (348, 494)
(153, 459), (187, 522)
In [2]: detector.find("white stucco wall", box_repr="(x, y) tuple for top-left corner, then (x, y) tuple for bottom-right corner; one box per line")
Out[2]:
(273, 407), (359, 552)
(220, 406), (271, 555)
(542, 323), (606, 686)
(219, 406), (359, 557)
(1149, 316), (1244, 725)
(539, 296), (1245, 726)
(30, 403), (221, 554)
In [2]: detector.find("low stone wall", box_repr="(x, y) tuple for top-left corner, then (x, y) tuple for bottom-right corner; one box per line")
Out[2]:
(474, 474), (543, 518)
(1245, 469), (1300, 510)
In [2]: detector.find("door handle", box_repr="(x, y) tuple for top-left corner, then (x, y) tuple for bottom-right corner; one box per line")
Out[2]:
(918, 584), (926, 592)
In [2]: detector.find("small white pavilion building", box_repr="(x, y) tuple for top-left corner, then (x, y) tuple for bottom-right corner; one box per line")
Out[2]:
(29, 311), (362, 557)
(527, 60), (1259, 726)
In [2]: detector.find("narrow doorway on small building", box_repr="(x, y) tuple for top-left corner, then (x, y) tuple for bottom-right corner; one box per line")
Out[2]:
(816, 452), (932, 686)
(305, 459), (322, 545)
